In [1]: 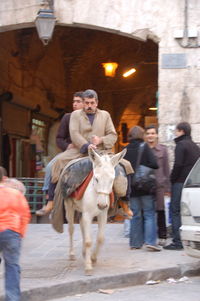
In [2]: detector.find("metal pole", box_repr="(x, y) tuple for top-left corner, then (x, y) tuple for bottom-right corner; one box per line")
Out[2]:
(48, 0), (54, 10)
(184, 0), (188, 38)
(41, 0), (54, 9)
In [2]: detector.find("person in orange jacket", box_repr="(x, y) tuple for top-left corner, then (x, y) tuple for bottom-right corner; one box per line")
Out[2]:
(0, 166), (31, 301)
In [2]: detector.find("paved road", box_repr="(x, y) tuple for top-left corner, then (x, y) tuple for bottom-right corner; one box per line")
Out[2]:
(49, 276), (200, 301)
(1, 224), (200, 301)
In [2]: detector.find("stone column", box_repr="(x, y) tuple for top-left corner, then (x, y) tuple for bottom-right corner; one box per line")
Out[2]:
(158, 0), (200, 163)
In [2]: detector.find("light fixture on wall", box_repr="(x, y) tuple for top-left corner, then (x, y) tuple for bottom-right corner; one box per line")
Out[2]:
(35, 1), (56, 45)
(102, 62), (118, 77)
(148, 107), (158, 111)
(123, 68), (136, 78)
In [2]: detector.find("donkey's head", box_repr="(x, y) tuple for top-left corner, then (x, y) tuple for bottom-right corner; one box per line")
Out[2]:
(88, 148), (127, 209)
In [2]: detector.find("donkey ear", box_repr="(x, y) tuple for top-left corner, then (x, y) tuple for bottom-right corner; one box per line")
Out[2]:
(88, 147), (101, 165)
(110, 148), (127, 167)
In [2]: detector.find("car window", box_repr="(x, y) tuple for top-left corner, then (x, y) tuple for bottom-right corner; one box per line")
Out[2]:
(184, 158), (200, 187)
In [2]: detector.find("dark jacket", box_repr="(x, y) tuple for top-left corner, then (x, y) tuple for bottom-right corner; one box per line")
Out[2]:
(56, 113), (71, 151)
(152, 144), (170, 190)
(171, 135), (200, 184)
(124, 139), (159, 196)
(151, 144), (171, 211)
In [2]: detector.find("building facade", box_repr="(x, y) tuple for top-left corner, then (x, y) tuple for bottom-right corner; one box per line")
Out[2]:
(0, 0), (200, 175)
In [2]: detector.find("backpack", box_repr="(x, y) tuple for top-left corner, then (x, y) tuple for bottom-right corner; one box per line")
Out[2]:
(131, 143), (156, 194)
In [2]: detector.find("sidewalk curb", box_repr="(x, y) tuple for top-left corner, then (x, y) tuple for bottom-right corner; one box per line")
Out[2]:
(1, 261), (200, 301)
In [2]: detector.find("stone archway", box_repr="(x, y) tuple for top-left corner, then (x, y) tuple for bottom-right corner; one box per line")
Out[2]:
(0, 24), (158, 174)
(0, 1), (161, 124)
(0, 25), (158, 120)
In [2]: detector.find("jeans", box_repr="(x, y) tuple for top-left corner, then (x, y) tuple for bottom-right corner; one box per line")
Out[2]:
(170, 182), (184, 246)
(42, 156), (58, 191)
(129, 195), (157, 248)
(0, 230), (21, 301)
(43, 152), (65, 192)
(123, 219), (130, 237)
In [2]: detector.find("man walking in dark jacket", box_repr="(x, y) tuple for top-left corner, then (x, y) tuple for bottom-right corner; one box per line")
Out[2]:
(164, 122), (200, 250)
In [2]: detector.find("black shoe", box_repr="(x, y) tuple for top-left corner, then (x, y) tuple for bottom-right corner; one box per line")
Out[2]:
(130, 246), (141, 250)
(163, 243), (183, 250)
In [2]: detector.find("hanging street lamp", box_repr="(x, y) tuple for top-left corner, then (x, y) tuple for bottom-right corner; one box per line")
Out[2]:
(35, 8), (56, 45)
(102, 62), (118, 77)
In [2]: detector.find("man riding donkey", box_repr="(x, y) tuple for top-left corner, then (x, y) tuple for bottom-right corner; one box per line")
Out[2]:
(48, 89), (134, 233)
(36, 91), (84, 216)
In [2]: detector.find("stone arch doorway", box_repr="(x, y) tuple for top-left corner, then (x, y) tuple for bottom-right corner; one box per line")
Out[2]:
(0, 24), (158, 176)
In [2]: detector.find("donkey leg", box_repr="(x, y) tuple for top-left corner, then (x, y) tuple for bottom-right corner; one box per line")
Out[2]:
(64, 200), (75, 261)
(91, 210), (108, 264)
(82, 212), (93, 275)
(79, 216), (86, 258)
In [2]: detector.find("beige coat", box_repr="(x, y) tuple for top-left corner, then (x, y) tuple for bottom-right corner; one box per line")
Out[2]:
(70, 108), (117, 151)
(51, 108), (117, 183)
(51, 108), (118, 232)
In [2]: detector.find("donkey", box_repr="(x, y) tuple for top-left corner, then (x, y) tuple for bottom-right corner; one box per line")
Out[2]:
(64, 148), (126, 275)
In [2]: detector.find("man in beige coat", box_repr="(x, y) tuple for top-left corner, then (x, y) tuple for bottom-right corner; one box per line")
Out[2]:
(51, 89), (117, 183)
(50, 89), (120, 232)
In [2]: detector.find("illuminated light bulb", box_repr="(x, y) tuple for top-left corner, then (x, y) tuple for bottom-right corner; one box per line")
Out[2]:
(123, 68), (136, 78)
(149, 107), (158, 111)
(102, 62), (118, 77)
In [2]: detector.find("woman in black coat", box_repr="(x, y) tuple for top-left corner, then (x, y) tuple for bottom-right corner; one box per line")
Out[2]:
(124, 126), (161, 251)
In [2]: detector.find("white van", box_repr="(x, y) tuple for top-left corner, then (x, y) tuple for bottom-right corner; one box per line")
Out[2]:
(180, 158), (200, 258)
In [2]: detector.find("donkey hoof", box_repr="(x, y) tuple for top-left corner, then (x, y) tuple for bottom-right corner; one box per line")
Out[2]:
(69, 254), (76, 261)
(91, 256), (97, 264)
(85, 269), (93, 276)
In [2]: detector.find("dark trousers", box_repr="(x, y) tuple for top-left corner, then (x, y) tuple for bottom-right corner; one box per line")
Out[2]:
(170, 182), (184, 246)
(48, 181), (57, 201)
(157, 210), (167, 239)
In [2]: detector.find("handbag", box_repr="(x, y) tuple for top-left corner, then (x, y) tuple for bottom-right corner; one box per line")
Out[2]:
(131, 143), (156, 194)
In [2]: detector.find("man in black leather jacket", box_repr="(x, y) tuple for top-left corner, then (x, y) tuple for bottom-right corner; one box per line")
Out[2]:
(164, 122), (200, 250)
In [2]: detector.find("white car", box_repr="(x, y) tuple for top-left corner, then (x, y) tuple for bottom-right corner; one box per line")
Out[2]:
(180, 158), (200, 258)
